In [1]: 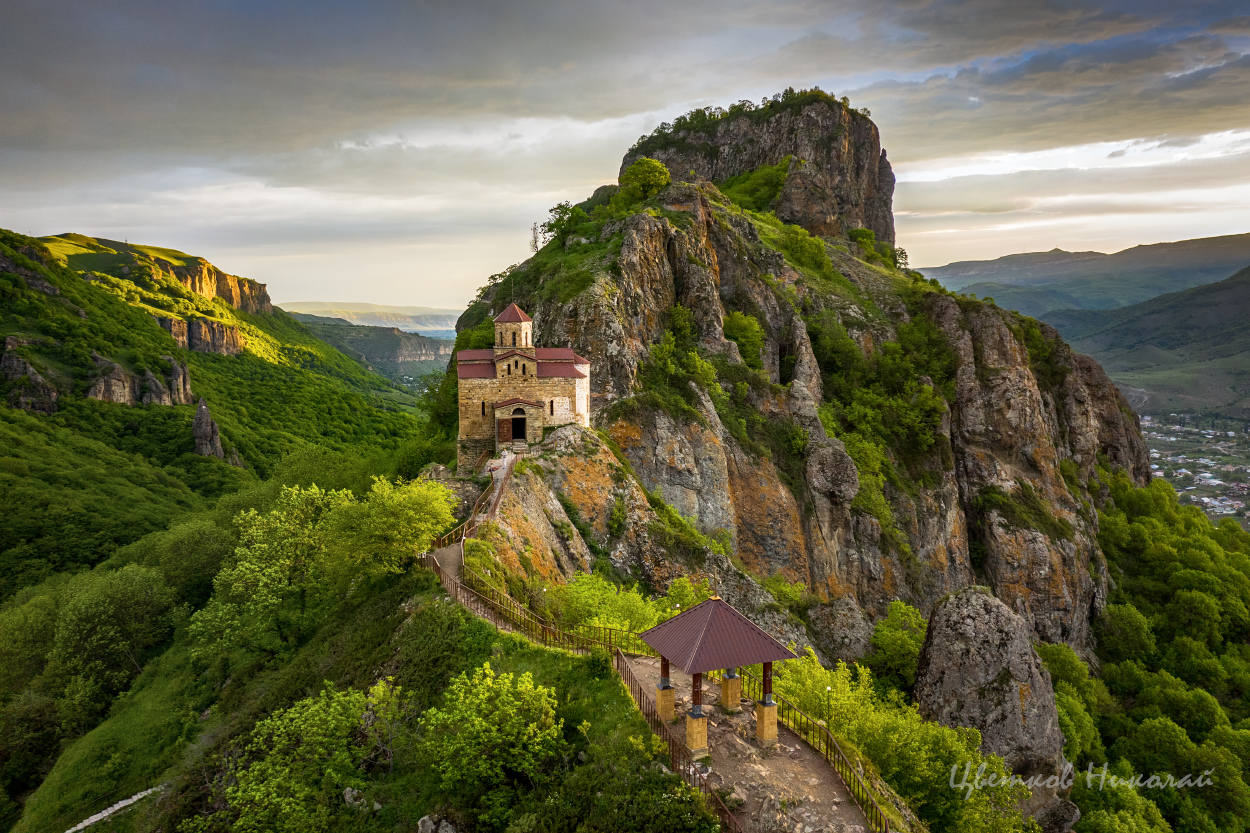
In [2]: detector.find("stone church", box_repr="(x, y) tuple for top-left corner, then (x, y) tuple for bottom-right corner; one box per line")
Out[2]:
(456, 303), (590, 468)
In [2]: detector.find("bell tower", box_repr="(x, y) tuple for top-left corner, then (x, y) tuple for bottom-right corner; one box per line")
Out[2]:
(493, 303), (534, 355)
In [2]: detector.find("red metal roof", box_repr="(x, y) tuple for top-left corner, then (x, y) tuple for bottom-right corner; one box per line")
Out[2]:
(536, 362), (586, 378)
(494, 303), (532, 323)
(492, 349), (534, 361)
(640, 598), (797, 674)
(536, 347), (590, 364)
(457, 349), (493, 361)
(457, 364), (496, 379)
(494, 397), (541, 409)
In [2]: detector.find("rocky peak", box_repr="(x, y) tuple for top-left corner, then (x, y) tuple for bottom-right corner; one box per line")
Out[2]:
(621, 94), (894, 243)
(915, 588), (1079, 833)
(193, 398), (225, 458)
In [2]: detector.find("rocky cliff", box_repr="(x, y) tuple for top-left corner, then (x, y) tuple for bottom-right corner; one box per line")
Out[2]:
(454, 131), (1147, 655)
(86, 352), (194, 407)
(622, 91), (895, 244)
(156, 316), (246, 355)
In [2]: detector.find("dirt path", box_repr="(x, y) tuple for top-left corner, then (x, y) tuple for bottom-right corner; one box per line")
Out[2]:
(627, 655), (869, 833)
(430, 543), (463, 583)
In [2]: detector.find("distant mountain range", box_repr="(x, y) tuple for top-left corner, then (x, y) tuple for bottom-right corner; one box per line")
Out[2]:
(278, 301), (462, 338)
(289, 312), (454, 385)
(1043, 266), (1250, 417)
(919, 233), (1250, 317)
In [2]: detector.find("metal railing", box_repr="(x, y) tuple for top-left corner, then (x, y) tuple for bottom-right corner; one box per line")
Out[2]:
(431, 456), (509, 549)
(613, 648), (743, 833)
(723, 667), (892, 833)
(418, 550), (742, 833)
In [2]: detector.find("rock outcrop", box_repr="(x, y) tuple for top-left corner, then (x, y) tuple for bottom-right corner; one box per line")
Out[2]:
(193, 398), (225, 458)
(167, 258), (271, 314)
(2, 337), (59, 414)
(85, 352), (194, 408)
(915, 588), (1079, 833)
(621, 96), (895, 243)
(155, 316), (245, 355)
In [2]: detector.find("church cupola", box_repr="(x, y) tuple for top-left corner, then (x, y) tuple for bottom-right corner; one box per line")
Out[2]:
(494, 303), (534, 354)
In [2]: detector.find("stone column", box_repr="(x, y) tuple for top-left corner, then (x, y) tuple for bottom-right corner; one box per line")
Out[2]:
(686, 671), (708, 757)
(657, 656), (675, 722)
(721, 666), (741, 713)
(756, 661), (777, 746)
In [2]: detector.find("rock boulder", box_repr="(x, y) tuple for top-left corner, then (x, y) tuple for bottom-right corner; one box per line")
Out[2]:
(915, 588), (1078, 832)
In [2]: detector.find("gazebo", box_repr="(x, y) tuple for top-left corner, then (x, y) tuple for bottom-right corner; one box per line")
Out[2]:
(640, 597), (797, 755)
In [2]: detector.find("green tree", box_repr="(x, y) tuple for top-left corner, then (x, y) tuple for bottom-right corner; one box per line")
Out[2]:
(863, 600), (928, 693)
(189, 485), (353, 657)
(540, 201), (590, 245)
(618, 158), (671, 202)
(418, 662), (565, 829)
(322, 476), (455, 576)
(45, 565), (178, 719)
(1096, 604), (1156, 664)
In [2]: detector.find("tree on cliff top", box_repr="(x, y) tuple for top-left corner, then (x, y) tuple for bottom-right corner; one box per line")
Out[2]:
(618, 157), (670, 201)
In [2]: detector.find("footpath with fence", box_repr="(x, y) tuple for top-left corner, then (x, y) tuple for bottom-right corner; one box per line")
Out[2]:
(420, 479), (893, 833)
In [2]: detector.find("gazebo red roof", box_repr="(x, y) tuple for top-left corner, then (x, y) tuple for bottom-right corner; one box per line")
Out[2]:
(494, 303), (532, 323)
(640, 597), (797, 674)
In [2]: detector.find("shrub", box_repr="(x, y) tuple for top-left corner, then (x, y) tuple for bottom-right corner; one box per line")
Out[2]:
(418, 662), (565, 829)
(718, 156), (790, 211)
(722, 310), (765, 369)
(862, 601), (928, 694)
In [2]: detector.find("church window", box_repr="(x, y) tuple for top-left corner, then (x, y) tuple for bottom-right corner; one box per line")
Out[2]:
(481, 401), (485, 416)
(549, 400), (554, 415)
(512, 332), (517, 346)
(507, 364), (511, 375)
(522, 364), (526, 375)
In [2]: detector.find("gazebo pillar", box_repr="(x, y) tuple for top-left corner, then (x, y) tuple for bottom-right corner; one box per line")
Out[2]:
(756, 660), (778, 747)
(657, 655), (675, 722)
(686, 671), (708, 757)
(722, 666), (742, 713)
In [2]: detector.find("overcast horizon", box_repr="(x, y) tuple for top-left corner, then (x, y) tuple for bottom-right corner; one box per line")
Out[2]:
(3, 0), (1249, 308)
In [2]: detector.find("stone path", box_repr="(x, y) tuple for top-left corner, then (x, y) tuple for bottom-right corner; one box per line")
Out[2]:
(627, 655), (869, 833)
(430, 543), (464, 584)
(63, 785), (163, 833)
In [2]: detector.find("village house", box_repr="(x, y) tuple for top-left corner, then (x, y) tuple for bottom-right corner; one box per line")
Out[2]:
(455, 303), (590, 468)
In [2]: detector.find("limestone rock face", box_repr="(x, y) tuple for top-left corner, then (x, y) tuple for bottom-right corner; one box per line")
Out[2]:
(193, 398), (225, 458)
(165, 356), (194, 405)
(915, 588), (1078, 832)
(140, 370), (173, 406)
(807, 596), (874, 663)
(188, 320), (244, 355)
(462, 174), (1148, 653)
(88, 354), (139, 404)
(156, 257), (272, 314)
(156, 316), (189, 349)
(620, 98), (895, 244)
(2, 341), (59, 413)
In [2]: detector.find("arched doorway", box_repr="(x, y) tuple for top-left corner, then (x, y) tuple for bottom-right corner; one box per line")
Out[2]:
(511, 407), (526, 442)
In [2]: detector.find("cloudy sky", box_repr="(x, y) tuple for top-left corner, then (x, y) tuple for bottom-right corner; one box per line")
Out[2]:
(2, 0), (1248, 308)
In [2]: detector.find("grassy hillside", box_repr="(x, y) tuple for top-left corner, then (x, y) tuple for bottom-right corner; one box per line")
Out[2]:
(1044, 267), (1250, 416)
(0, 228), (444, 596)
(921, 233), (1250, 316)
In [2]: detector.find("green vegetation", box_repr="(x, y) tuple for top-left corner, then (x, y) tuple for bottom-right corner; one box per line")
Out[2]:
(722, 310), (765, 369)
(972, 482), (1074, 542)
(717, 156), (790, 211)
(618, 158), (672, 202)
(861, 601), (928, 695)
(773, 650), (1037, 832)
(628, 87), (863, 160)
(0, 229), (447, 603)
(1025, 470), (1250, 833)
